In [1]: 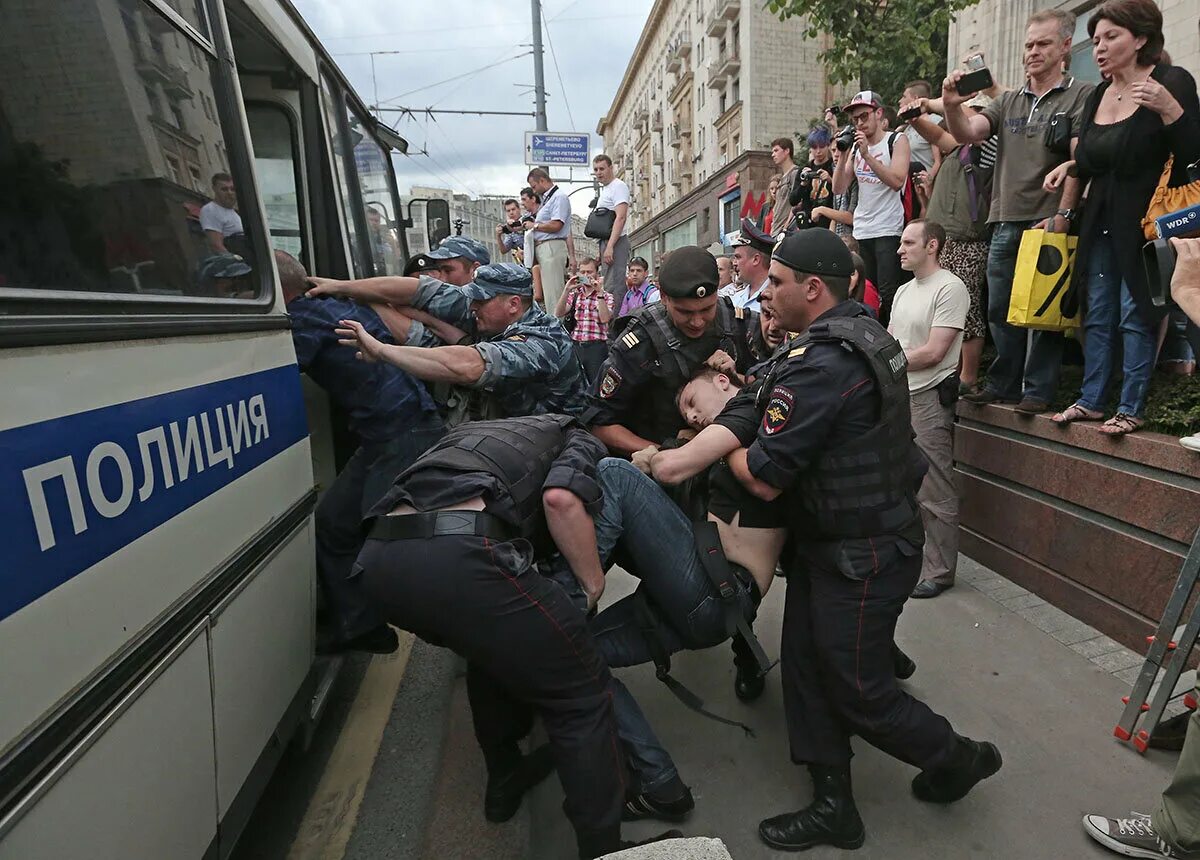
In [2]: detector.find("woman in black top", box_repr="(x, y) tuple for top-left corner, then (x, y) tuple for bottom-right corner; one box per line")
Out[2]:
(1049, 0), (1200, 434)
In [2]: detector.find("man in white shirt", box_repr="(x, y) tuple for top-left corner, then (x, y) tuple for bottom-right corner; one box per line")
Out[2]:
(591, 154), (632, 309)
(729, 218), (773, 313)
(832, 90), (911, 326)
(199, 172), (244, 254)
(889, 219), (968, 600)
(526, 166), (572, 315)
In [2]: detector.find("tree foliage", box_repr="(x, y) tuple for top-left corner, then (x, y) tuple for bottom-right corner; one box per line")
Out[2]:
(766, 0), (980, 105)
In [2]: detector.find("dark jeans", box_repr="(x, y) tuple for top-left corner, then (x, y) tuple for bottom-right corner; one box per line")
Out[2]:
(314, 418), (445, 641)
(858, 235), (902, 326)
(983, 221), (1064, 403)
(574, 340), (610, 385)
(590, 458), (757, 791)
(782, 538), (956, 769)
(358, 534), (625, 848)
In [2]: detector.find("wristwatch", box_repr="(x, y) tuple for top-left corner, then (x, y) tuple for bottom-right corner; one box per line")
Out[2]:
(1056, 208), (1076, 223)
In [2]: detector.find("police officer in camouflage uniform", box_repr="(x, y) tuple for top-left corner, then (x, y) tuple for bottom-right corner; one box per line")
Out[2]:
(311, 263), (587, 422)
(584, 245), (768, 701)
(355, 414), (679, 858)
(700, 229), (1001, 852)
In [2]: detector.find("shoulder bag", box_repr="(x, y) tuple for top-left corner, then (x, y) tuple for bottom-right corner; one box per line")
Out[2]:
(1142, 156), (1200, 241)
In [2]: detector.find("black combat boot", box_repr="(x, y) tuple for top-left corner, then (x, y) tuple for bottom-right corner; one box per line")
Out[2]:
(892, 642), (917, 680)
(623, 773), (695, 822)
(732, 633), (765, 702)
(758, 764), (866, 851)
(483, 744), (555, 823)
(911, 736), (1002, 804)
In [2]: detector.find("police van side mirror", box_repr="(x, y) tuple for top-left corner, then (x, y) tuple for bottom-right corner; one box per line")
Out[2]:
(426, 199), (451, 247)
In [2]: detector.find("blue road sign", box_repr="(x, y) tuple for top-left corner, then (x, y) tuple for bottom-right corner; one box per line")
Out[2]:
(525, 131), (591, 167)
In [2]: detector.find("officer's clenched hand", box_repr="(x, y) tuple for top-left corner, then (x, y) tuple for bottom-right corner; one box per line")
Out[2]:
(306, 276), (346, 298)
(630, 445), (660, 475)
(335, 319), (386, 363)
(705, 349), (737, 378)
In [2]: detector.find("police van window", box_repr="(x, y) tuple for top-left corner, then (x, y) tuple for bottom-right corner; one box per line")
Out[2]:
(353, 122), (403, 276)
(0, 0), (264, 303)
(319, 74), (368, 278)
(246, 103), (307, 267)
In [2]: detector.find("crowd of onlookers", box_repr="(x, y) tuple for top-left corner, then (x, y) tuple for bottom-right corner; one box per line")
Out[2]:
(764, 0), (1199, 445)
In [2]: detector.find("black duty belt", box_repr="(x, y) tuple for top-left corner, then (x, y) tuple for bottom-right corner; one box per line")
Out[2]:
(369, 510), (515, 542)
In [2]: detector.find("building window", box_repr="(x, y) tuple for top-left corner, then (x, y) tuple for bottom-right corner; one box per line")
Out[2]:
(719, 93), (727, 115)
(1070, 7), (1102, 83)
(732, 134), (740, 154)
(164, 154), (182, 184)
(732, 77), (740, 103)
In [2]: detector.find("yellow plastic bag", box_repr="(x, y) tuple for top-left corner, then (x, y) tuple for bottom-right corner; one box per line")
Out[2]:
(1007, 228), (1080, 331)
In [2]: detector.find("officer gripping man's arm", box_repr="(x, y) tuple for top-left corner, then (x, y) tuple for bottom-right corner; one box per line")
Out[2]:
(730, 229), (1001, 854)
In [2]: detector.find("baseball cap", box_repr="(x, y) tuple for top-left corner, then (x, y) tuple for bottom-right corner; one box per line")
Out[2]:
(772, 229), (854, 279)
(843, 90), (884, 112)
(658, 245), (720, 299)
(428, 236), (491, 265)
(403, 252), (437, 276)
(460, 263), (533, 301)
(732, 217), (775, 256)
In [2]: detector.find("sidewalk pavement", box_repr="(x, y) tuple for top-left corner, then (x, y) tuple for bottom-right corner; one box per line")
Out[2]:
(529, 554), (1182, 859)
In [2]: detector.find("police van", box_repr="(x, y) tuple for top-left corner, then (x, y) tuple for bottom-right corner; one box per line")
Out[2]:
(0, 0), (412, 855)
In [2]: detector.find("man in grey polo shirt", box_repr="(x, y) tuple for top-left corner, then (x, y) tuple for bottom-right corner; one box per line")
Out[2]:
(526, 166), (572, 316)
(943, 8), (1092, 414)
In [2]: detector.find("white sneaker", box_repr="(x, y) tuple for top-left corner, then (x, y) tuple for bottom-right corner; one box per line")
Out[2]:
(1083, 812), (1181, 858)
(1180, 433), (1200, 452)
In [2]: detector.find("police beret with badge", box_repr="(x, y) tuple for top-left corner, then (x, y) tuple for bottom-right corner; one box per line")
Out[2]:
(732, 217), (775, 257)
(772, 228), (854, 279)
(459, 263), (533, 301)
(657, 245), (720, 299)
(428, 235), (491, 265)
(403, 252), (437, 276)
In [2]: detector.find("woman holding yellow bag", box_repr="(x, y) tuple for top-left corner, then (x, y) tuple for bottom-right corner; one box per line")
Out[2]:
(1045, 0), (1200, 435)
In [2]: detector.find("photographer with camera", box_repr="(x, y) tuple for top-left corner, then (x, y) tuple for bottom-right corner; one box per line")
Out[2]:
(947, 9), (1093, 416)
(788, 127), (837, 230)
(1046, 0), (1200, 436)
(556, 257), (614, 384)
(832, 90), (912, 326)
(495, 198), (527, 263)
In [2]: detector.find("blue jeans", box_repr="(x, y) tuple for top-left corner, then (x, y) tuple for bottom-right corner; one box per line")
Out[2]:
(1076, 231), (1156, 416)
(550, 459), (757, 792)
(984, 221), (1065, 402)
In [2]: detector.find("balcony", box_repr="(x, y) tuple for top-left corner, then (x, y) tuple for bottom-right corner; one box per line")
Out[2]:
(632, 106), (649, 127)
(668, 124), (681, 147)
(713, 48), (740, 80)
(705, 15), (726, 37)
(652, 144), (664, 165)
(651, 109), (663, 131)
(716, 0), (741, 21)
(676, 40), (692, 58)
(666, 50), (682, 73)
(707, 59), (729, 89)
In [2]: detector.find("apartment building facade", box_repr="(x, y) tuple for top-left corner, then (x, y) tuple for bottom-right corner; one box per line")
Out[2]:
(948, 0), (1198, 89)
(597, 0), (843, 267)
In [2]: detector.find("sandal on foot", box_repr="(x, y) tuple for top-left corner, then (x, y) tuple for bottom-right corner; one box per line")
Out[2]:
(1051, 403), (1103, 425)
(1099, 413), (1144, 436)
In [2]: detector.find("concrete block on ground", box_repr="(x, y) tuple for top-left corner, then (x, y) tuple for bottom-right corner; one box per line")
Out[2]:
(1049, 619), (1103, 646)
(1000, 593), (1047, 611)
(602, 837), (734, 859)
(1092, 649), (1144, 673)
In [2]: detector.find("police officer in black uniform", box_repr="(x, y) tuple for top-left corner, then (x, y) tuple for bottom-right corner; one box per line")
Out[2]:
(584, 245), (769, 700)
(709, 230), (1002, 851)
(353, 415), (678, 859)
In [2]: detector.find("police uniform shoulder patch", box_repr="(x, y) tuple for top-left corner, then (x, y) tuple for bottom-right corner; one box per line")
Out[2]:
(788, 346), (807, 358)
(620, 331), (640, 350)
(506, 334), (527, 341)
(599, 366), (622, 399)
(762, 385), (794, 435)
(734, 305), (745, 320)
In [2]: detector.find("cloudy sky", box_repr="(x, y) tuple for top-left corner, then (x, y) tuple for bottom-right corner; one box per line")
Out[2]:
(292, 0), (655, 198)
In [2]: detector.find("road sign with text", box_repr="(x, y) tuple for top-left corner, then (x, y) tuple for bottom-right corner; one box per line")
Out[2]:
(525, 131), (591, 167)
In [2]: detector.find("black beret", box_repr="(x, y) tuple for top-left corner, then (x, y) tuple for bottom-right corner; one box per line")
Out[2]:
(772, 229), (853, 279)
(658, 245), (720, 299)
(404, 253), (438, 276)
(733, 217), (775, 256)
